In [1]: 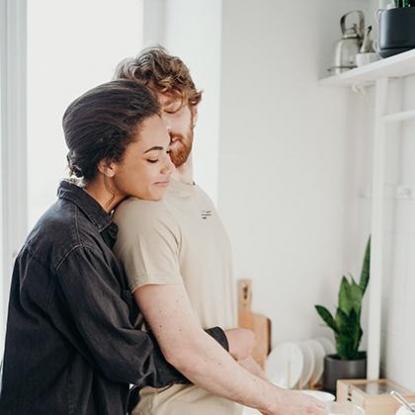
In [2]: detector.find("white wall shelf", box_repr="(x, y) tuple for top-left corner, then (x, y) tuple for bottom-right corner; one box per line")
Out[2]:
(383, 109), (415, 124)
(320, 48), (415, 382)
(320, 48), (415, 87)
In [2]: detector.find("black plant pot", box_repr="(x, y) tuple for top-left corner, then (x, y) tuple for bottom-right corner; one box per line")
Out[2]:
(378, 7), (415, 58)
(323, 353), (367, 394)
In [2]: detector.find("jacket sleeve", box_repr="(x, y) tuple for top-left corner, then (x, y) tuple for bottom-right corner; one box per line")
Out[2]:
(55, 245), (228, 387)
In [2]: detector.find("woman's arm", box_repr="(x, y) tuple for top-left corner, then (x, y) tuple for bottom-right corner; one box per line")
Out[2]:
(55, 246), (187, 387)
(238, 356), (268, 380)
(133, 283), (327, 415)
(224, 327), (256, 361)
(226, 330), (268, 379)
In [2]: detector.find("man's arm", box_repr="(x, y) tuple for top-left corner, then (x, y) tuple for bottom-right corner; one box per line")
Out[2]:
(134, 283), (327, 415)
(113, 201), (326, 414)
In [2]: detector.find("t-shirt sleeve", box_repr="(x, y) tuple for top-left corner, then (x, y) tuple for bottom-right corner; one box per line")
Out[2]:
(113, 198), (183, 292)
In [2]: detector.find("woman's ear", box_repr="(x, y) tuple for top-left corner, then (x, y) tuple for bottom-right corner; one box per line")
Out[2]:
(97, 159), (116, 178)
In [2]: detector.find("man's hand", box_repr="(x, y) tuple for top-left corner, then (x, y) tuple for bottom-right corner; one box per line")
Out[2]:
(224, 328), (255, 361)
(263, 389), (328, 415)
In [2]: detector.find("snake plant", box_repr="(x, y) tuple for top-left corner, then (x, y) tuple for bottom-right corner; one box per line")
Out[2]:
(315, 237), (370, 360)
(394, 0), (415, 7)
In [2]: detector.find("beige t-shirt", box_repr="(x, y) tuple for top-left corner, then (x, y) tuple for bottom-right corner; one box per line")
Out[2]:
(113, 178), (241, 415)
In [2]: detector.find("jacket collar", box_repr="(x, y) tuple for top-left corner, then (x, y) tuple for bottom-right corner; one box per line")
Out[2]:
(57, 180), (114, 233)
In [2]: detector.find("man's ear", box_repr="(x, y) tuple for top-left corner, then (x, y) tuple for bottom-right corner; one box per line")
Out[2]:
(97, 159), (116, 178)
(191, 105), (198, 128)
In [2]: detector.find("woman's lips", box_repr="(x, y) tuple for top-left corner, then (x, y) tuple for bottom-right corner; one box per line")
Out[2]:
(154, 180), (170, 187)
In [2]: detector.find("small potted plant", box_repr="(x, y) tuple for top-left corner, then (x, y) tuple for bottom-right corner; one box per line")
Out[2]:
(315, 237), (370, 393)
(378, 0), (415, 58)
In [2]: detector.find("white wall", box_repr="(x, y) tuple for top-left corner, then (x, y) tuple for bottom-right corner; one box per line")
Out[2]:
(0, 0), (27, 352)
(218, 0), (371, 345)
(380, 75), (415, 391)
(27, 0), (143, 228)
(163, 0), (222, 204)
(347, 76), (415, 391)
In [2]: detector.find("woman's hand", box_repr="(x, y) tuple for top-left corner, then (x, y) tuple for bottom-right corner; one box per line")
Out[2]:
(224, 328), (256, 361)
(238, 356), (267, 379)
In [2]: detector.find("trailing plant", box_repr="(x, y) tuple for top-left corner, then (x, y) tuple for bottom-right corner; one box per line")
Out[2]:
(315, 237), (370, 360)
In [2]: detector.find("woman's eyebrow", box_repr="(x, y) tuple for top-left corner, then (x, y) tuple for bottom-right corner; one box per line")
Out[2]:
(144, 146), (164, 154)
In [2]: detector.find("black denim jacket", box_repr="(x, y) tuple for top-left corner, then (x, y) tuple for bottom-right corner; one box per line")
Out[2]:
(0, 181), (228, 415)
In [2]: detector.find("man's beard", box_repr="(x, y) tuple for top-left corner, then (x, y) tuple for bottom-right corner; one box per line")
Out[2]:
(169, 127), (194, 167)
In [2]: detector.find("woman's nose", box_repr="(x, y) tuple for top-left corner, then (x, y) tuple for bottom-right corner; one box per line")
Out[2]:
(161, 154), (175, 174)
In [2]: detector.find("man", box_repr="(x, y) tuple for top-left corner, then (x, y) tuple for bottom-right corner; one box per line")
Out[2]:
(113, 48), (326, 415)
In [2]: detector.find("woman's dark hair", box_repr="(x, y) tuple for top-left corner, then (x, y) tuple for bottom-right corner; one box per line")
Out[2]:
(63, 79), (160, 182)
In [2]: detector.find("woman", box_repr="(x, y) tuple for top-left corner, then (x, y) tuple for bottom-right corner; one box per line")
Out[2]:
(0, 80), (231, 415)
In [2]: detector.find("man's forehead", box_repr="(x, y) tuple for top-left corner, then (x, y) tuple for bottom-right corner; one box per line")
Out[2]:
(157, 92), (182, 106)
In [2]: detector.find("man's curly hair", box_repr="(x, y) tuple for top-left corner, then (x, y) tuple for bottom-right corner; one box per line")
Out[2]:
(114, 46), (202, 107)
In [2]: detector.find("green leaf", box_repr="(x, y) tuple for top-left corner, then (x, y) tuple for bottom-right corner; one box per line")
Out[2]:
(335, 307), (352, 334)
(360, 237), (371, 295)
(315, 305), (338, 333)
(350, 278), (363, 314)
(339, 276), (352, 315)
(335, 334), (355, 359)
(349, 309), (363, 353)
(335, 308), (362, 359)
(335, 309), (356, 360)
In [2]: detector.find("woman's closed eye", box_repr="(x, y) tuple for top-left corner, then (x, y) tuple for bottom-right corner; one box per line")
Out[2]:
(147, 150), (170, 164)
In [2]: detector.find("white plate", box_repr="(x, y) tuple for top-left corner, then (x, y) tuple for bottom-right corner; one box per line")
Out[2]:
(326, 402), (364, 414)
(242, 407), (258, 415)
(266, 342), (304, 389)
(315, 336), (336, 355)
(306, 339), (326, 386)
(298, 341), (315, 388)
(396, 403), (415, 415)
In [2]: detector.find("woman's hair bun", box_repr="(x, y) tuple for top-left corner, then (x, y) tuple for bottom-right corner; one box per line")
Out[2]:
(66, 151), (83, 178)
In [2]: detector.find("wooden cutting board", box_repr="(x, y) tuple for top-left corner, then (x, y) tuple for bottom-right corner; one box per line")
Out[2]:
(237, 279), (271, 368)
